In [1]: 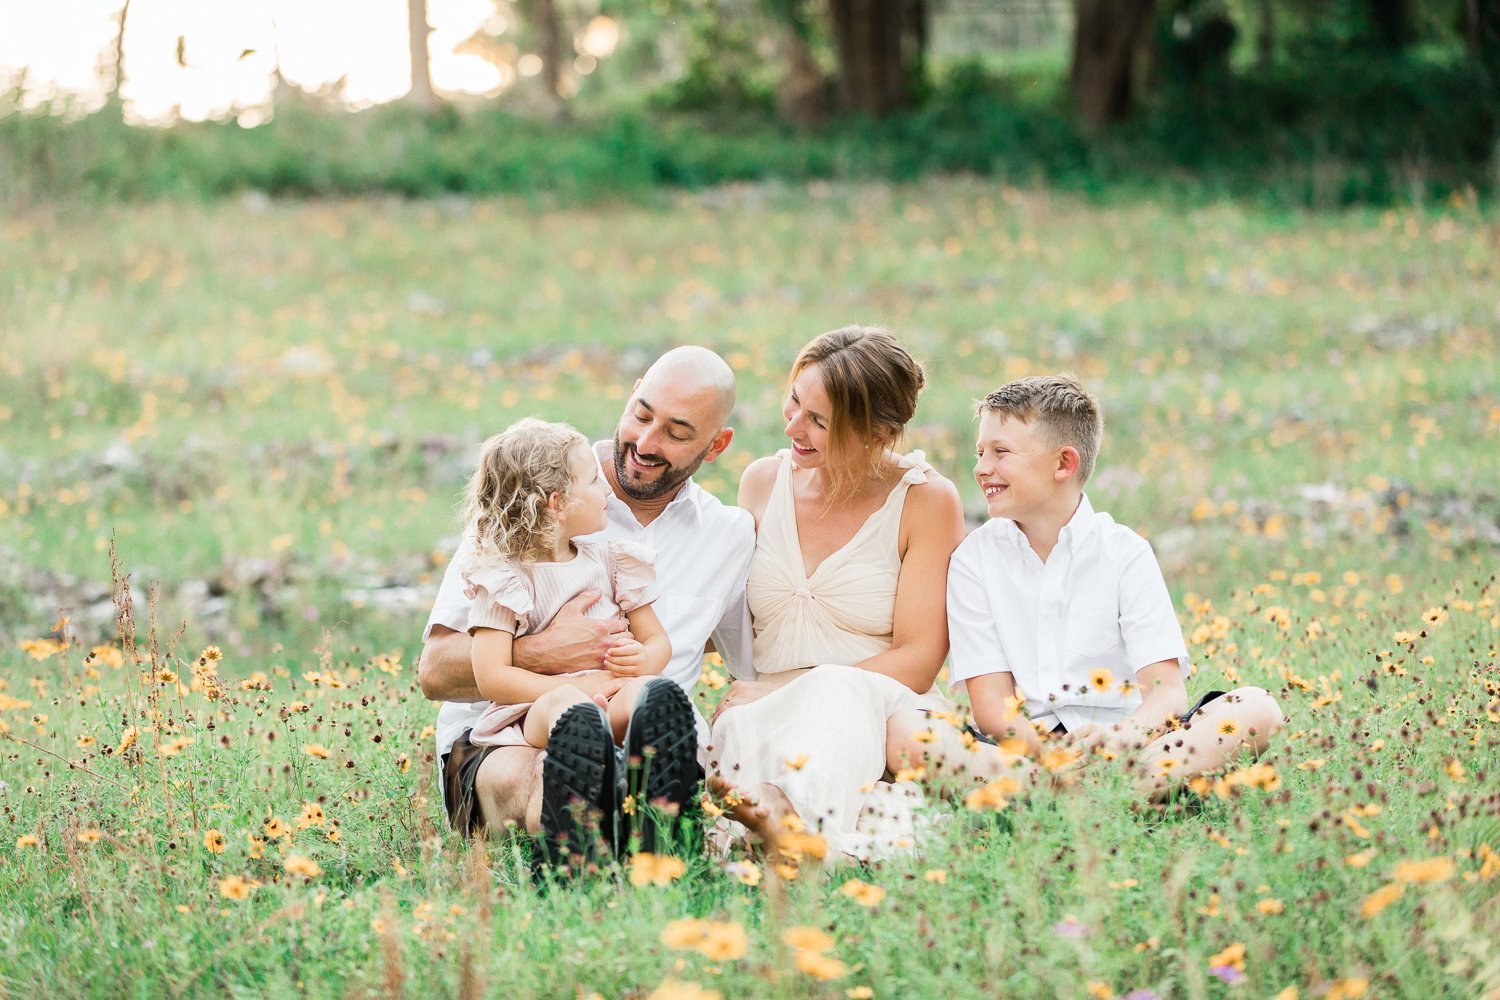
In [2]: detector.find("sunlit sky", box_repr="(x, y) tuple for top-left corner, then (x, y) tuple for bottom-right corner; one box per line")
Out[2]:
(0, 0), (617, 124)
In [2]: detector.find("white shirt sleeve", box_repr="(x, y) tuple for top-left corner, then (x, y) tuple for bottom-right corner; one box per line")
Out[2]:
(422, 537), (475, 643)
(709, 511), (758, 681)
(1117, 541), (1191, 677)
(946, 537), (1010, 690)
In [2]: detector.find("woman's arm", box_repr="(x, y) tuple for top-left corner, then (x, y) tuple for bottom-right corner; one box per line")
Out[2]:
(604, 604), (673, 676)
(472, 628), (627, 705)
(851, 476), (966, 693)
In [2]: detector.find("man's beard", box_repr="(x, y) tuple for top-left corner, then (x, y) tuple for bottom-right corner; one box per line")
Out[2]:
(612, 432), (711, 502)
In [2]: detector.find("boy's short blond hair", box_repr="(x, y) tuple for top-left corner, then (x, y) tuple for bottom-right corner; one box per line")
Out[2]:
(978, 374), (1103, 486)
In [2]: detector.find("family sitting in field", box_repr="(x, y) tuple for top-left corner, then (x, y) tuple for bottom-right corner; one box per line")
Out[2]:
(417, 327), (1285, 871)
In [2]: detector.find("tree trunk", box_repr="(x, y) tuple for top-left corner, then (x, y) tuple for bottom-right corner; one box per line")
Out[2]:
(1365, 0), (1412, 50)
(407, 0), (438, 109)
(777, 24), (828, 127)
(1069, 0), (1156, 129)
(112, 0), (131, 117)
(1255, 0), (1274, 70)
(827, 0), (916, 115)
(1464, 0), (1500, 73)
(518, 0), (567, 116)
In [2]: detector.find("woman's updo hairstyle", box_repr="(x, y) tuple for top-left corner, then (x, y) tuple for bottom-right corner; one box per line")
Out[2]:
(790, 325), (926, 502)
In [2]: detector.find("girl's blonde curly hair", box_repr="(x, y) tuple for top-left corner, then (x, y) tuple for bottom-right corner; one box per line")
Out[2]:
(463, 418), (590, 563)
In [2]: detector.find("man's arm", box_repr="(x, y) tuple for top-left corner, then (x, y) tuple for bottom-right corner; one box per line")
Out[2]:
(418, 626), (482, 701)
(417, 591), (631, 703)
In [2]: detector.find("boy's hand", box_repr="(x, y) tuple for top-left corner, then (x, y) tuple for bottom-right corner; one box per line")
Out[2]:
(605, 638), (649, 676)
(1066, 723), (1134, 760)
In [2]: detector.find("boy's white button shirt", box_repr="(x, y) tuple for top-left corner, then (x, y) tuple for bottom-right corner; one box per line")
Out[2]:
(947, 494), (1190, 732)
(429, 441), (757, 761)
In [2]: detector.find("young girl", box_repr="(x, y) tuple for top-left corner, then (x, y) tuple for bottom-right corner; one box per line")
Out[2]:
(459, 418), (672, 751)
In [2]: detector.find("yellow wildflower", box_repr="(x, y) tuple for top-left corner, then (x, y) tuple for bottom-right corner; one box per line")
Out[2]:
(1392, 857), (1455, 884)
(838, 878), (886, 907)
(793, 950), (847, 980)
(1360, 882), (1404, 918)
(782, 926), (834, 952)
(646, 981), (721, 1000)
(630, 852), (688, 887)
(219, 875), (257, 901)
(696, 921), (748, 961)
(283, 854), (323, 878)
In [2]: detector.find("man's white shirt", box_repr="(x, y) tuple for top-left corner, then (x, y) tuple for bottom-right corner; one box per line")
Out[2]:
(946, 494), (1191, 732)
(427, 441), (757, 761)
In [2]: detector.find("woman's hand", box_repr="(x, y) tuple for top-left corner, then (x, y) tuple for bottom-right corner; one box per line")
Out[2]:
(711, 673), (807, 722)
(712, 680), (770, 721)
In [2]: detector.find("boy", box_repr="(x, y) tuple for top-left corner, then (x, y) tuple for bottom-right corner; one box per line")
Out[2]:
(946, 375), (1282, 792)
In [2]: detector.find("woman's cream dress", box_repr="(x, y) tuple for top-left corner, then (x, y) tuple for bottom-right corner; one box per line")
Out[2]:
(708, 450), (948, 861)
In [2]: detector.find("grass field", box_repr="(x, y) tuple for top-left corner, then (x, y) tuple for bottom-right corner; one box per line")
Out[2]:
(2, 180), (1498, 998)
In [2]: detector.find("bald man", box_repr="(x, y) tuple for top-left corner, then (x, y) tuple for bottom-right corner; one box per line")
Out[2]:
(419, 348), (756, 868)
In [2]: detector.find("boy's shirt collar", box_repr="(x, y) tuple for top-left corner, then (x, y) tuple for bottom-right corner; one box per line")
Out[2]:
(992, 492), (1097, 554)
(1055, 493), (1098, 552)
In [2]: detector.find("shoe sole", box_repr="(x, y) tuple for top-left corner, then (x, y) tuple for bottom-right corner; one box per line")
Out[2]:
(539, 702), (617, 872)
(620, 678), (698, 854)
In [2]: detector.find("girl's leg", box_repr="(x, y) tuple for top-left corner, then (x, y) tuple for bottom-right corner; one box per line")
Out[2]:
(885, 709), (1039, 790)
(1132, 686), (1286, 796)
(522, 685), (593, 749)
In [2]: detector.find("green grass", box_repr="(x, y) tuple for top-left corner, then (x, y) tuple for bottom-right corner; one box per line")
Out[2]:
(1, 181), (1498, 997)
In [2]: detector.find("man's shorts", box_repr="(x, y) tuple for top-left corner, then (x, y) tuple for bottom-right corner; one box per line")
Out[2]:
(963, 689), (1230, 746)
(442, 728), (499, 839)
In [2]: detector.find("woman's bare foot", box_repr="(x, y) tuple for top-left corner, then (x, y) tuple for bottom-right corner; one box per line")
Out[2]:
(705, 774), (800, 858)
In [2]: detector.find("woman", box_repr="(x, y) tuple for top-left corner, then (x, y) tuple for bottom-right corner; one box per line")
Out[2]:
(708, 326), (1028, 861)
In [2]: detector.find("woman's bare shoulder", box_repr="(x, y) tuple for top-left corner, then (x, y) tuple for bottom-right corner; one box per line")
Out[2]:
(737, 454), (783, 520)
(902, 469), (965, 540)
(906, 467), (962, 511)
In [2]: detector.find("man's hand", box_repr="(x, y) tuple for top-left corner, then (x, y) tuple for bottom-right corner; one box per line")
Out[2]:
(514, 590), (630, 675)
(604, 638), (650, 676)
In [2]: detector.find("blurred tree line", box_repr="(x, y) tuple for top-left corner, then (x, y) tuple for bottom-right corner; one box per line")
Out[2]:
(2, 0), (1496, 205)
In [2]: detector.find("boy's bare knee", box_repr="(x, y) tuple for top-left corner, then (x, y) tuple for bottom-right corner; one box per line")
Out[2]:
(1227, 686), (1286, 752)
(1236, 686), (1285, 731)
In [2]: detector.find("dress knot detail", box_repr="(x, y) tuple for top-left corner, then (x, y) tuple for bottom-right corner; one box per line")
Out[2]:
(896, 449), (932, 485)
